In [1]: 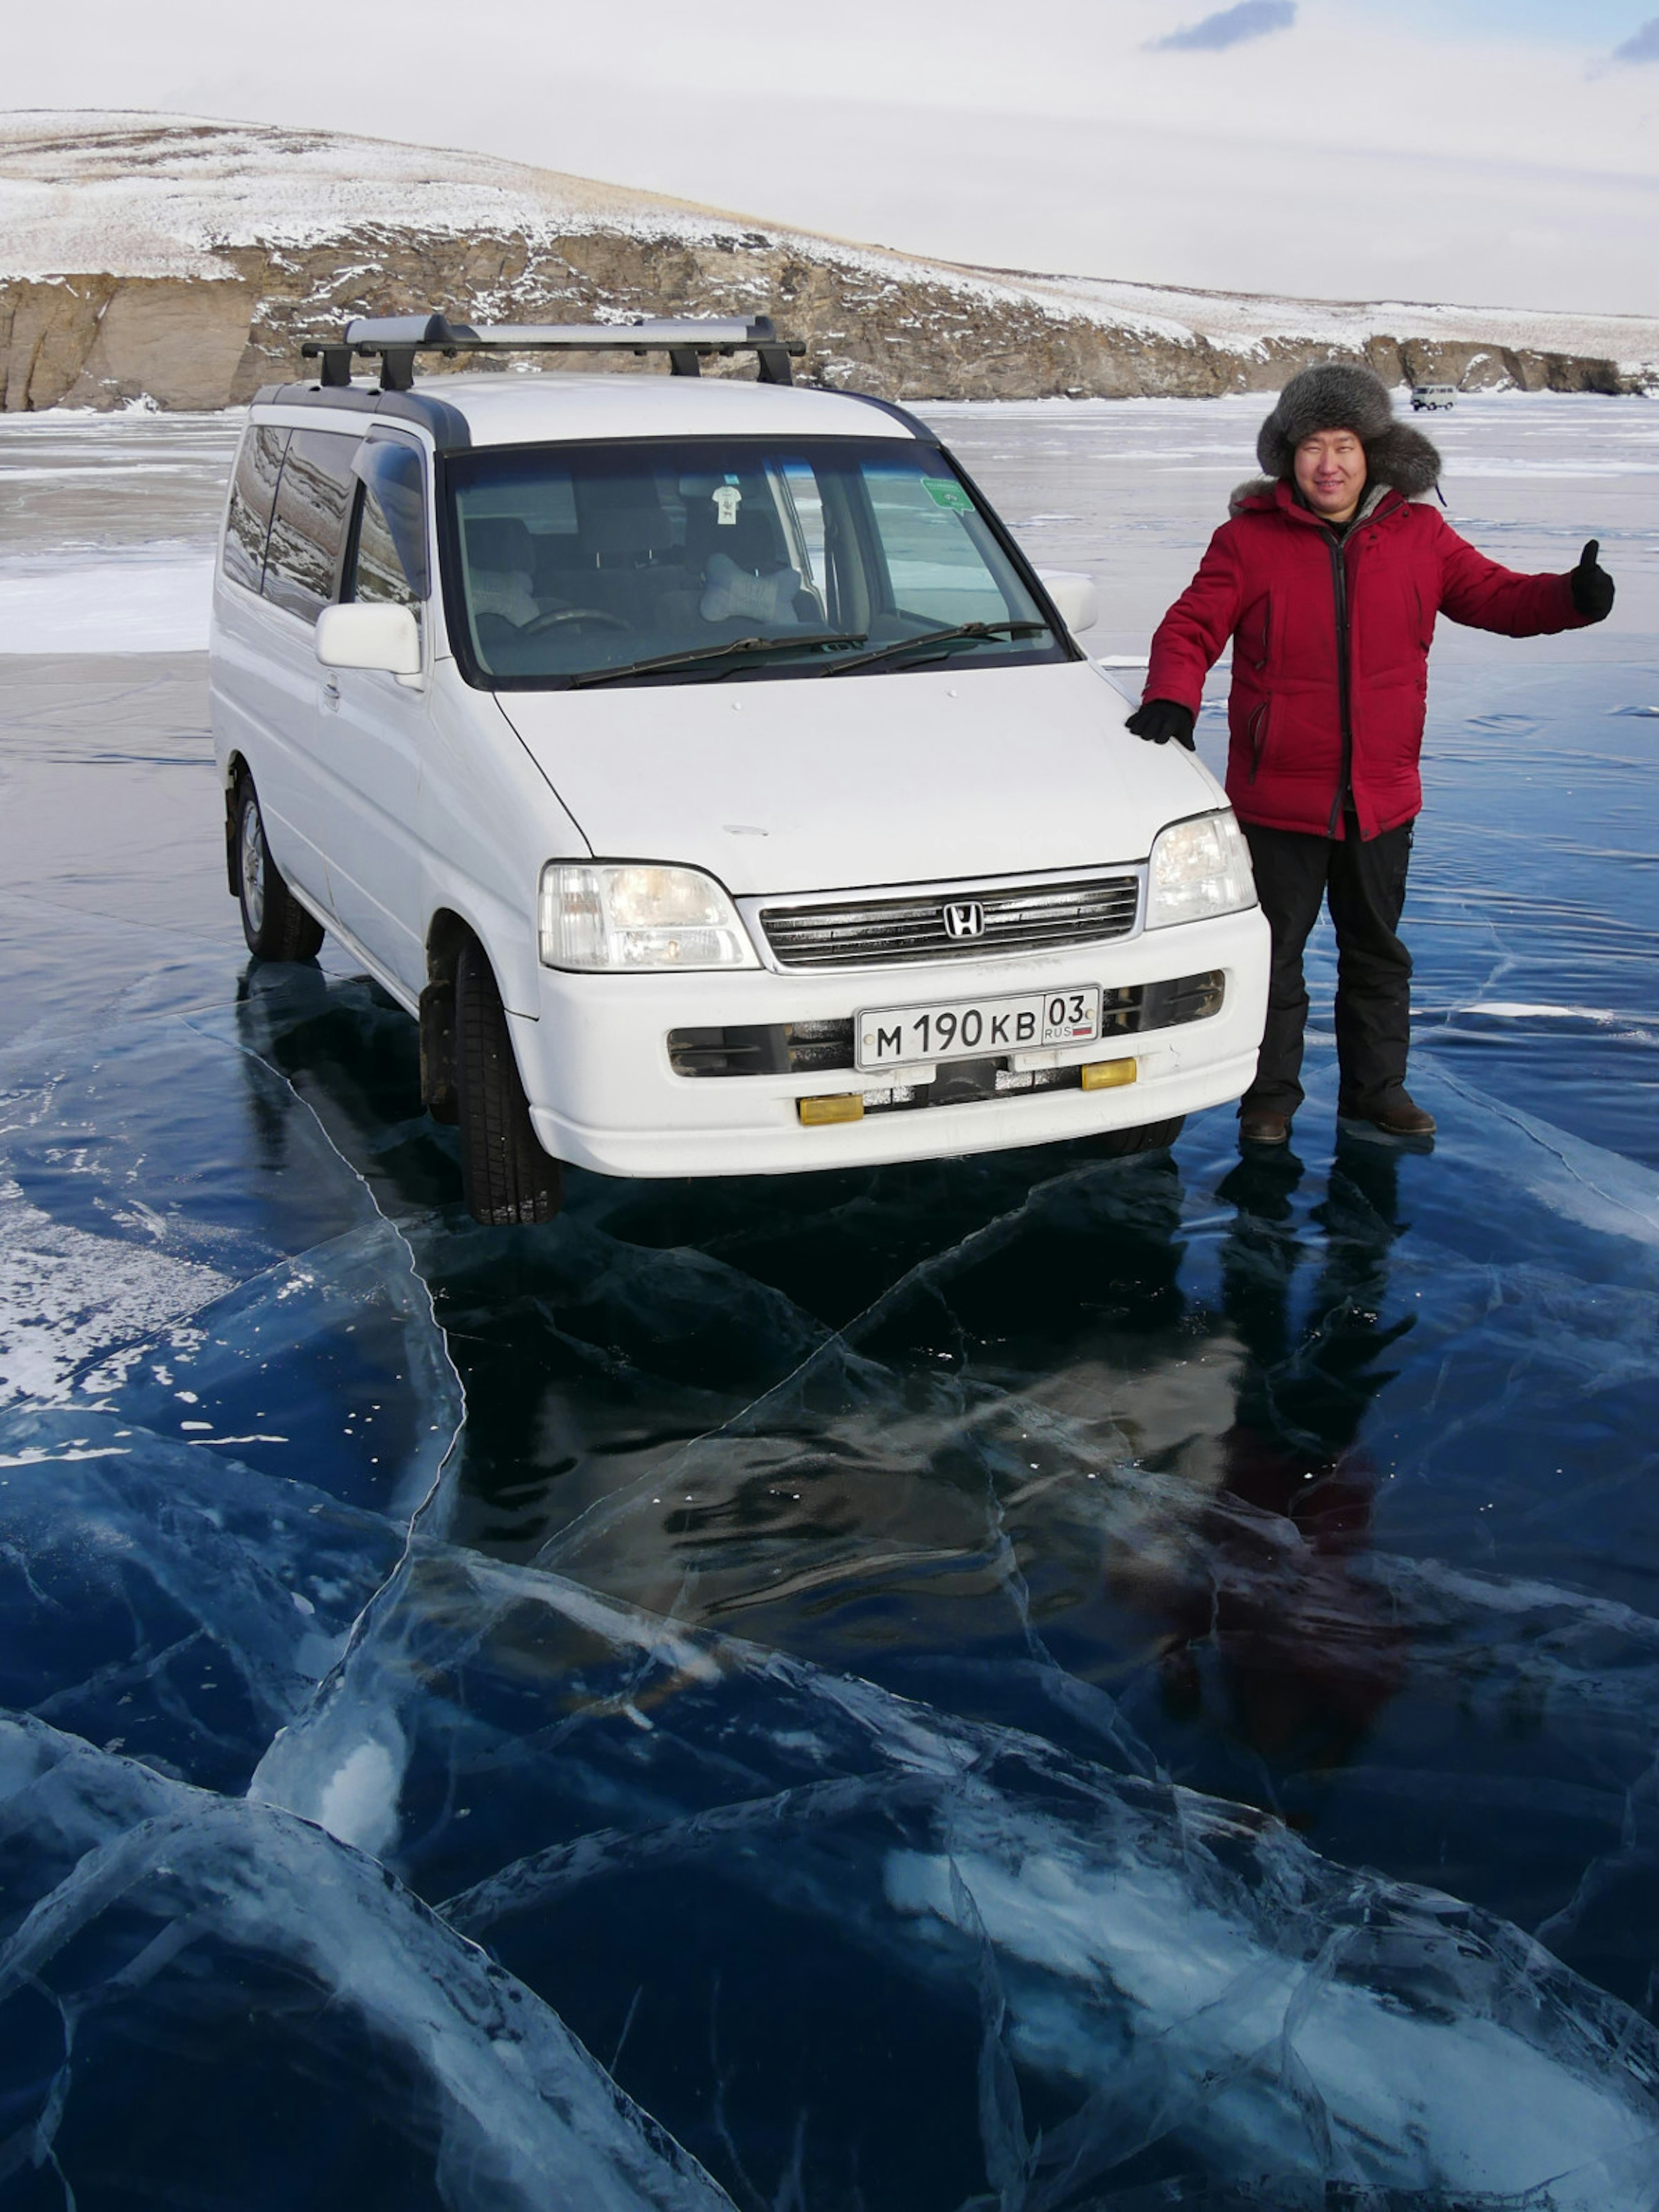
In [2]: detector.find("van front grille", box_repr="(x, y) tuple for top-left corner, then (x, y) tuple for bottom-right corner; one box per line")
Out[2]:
(758, 874), (1140, 971)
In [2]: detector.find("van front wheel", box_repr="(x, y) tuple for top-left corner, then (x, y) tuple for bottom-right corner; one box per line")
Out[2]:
(454, 940), (564, 1226)
(235, 774), (324, 962)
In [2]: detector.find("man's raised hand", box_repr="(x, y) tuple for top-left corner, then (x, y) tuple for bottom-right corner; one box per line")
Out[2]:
(1570, 540), (1615, 623)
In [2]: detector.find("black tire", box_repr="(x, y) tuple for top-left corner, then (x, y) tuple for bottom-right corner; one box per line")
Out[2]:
(235, 773), (324, 962)
(454, 938), (563, 1226)
(1086, 1115), (1185, 1158)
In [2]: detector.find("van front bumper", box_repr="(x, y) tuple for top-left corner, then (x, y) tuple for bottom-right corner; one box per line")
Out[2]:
(516, 906), (1271, 1179)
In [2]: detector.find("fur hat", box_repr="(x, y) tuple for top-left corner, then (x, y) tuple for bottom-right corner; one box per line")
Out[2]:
(1255, 363), (1441, 498)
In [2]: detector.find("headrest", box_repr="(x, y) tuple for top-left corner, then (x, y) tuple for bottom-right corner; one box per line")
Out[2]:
(574, 475), (676, 559)
(688, 509), (785, 573)
(464, 515), (534, 573)
(585, 505), (676, 558)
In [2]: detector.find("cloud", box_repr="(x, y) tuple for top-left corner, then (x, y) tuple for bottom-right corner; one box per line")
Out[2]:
(1612, 18), (1659, 62)
(1148, 0), (1296, 53)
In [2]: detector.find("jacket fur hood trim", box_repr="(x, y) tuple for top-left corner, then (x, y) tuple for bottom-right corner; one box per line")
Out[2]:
(1252, 363), (1442, 502)
(1229, 475), (1277, 518)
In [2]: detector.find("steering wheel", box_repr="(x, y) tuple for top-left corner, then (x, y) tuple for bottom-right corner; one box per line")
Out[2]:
(520, 607), (631, 636)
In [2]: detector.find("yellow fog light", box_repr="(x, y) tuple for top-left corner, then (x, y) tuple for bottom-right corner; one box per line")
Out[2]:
(1081, 1058), (1138, 1091)
(798, 1093), (864, 1126)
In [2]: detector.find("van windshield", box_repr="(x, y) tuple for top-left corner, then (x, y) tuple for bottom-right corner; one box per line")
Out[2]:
(441, 436), (1069, 689)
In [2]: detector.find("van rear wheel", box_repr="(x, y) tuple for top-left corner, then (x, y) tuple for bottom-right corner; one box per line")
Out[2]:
(235, 772), (324, 962)
(454, 939), (563, 1226)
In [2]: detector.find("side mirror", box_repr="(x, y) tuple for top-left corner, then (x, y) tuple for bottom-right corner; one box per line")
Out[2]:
(315, 602), (421, 677)
(1036, 570), (1099, 636)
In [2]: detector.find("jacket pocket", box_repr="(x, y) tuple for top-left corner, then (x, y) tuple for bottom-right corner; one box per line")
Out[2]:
(1239, 594), (1271, 671)
(1246, 700), (1270, 783)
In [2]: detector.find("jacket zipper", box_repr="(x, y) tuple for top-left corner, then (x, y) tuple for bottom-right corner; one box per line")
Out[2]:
(1326, 534), (1353, 837)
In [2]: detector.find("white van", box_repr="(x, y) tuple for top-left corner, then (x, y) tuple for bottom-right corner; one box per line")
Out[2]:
(211, 314), (1269, 1223)
(1411, 384), (1458, 412)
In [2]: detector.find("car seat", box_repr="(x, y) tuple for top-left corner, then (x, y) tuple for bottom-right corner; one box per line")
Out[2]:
(463, 516), (540, 630)
(571, 476), (689, 629)
(679, 476), (823, 629)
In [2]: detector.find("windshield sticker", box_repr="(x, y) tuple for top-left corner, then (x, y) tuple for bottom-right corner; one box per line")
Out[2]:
(922, 478), (973, 513)
(713, 485), (743, 527)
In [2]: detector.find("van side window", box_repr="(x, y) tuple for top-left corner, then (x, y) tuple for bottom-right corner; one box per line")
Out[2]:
(262, 430), (361, 622)
(222, 426), (289, 594)
(346, 441), (430, 618)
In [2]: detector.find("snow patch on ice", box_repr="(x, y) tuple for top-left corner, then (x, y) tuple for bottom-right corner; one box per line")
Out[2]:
(1462, 1001), (1659, 1025)
(0, 553), (212, 653)
(314, 1728), (407, 1858)
(0, 1178), (232, 1406)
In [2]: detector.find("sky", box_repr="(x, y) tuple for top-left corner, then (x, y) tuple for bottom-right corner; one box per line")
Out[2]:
(7, 0), (1659, 315)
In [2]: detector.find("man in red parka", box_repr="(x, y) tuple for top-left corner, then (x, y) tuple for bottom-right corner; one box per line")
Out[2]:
(1128, 363), (1615, 1147)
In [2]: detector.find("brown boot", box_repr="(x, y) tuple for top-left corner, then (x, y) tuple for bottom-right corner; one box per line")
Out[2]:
(1239, 1109), (1292, 1147)
(1343, 1093), (1436, 1138)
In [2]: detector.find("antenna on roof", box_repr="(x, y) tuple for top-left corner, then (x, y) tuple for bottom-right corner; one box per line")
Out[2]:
(299, 313), (804, 391)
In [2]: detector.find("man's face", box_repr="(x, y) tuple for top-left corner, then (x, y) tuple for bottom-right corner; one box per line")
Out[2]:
(1293, 429), (1367, 523)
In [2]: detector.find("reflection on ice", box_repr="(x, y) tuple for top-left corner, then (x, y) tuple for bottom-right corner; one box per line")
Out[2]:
(516, 1136), (1413, 1787)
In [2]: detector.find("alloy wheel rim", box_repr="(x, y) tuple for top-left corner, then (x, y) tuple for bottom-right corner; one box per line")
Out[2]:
(240, 797), (266, 933)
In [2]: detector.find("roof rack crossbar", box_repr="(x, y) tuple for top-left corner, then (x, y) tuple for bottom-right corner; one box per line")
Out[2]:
(299, 314), (804, 388)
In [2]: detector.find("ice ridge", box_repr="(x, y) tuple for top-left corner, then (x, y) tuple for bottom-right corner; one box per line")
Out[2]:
(251, 1548), (1659, 2206)
(0, 1712), (739, 2210)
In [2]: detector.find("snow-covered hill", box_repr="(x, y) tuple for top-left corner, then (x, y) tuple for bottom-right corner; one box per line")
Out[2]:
(3, 111), (1656, 410)
(0, 112), (729, 281)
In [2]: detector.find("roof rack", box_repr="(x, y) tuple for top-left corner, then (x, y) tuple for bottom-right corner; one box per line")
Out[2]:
(299, 313), (804, 392)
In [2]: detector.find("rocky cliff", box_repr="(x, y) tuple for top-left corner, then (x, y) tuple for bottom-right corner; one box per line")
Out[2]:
(5, 113), (1657, 410)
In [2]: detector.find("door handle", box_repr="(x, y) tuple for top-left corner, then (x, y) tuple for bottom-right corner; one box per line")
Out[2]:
(322, 676), (341, 712)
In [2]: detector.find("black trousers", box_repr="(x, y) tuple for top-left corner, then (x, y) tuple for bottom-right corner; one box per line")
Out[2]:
(1240, 818), (1415, 1118)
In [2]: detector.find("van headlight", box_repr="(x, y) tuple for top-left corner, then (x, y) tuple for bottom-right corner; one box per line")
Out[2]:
(539, 862), (760, 971)
(1146, 811), (1255, 928)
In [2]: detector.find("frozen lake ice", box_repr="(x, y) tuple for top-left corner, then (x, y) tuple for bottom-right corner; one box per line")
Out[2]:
(2, 391), (1659, 2205)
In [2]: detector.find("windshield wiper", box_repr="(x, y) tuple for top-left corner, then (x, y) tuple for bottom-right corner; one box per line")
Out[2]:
(562, 632), (866, 690)
(820, 619), (1050, 677)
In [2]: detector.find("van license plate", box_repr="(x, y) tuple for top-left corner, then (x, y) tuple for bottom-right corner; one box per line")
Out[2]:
(856, 987), (1101, 1071)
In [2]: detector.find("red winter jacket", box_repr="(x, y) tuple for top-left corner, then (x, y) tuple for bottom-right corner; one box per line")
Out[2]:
(1144, 479), (1591, 839)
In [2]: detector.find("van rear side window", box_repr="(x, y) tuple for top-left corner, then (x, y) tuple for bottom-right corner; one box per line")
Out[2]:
(222, 426), (289, 594)
(262, 430), (361, 622)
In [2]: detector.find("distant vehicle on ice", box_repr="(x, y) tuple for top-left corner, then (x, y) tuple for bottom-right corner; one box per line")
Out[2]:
(210, 310), (1269, 1224)
(1411, 383), (1458, 411)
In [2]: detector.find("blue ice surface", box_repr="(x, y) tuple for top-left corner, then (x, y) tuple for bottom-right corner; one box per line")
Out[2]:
(2, 397), (1659, 2204)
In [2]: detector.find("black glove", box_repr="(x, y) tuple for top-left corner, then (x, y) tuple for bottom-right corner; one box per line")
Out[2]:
(1570, 539), (1615, 623)
(1125, 699), (1196, 750)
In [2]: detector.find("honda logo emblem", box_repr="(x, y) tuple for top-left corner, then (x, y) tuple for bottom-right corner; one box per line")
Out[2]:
(942, 900), (986, 941)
